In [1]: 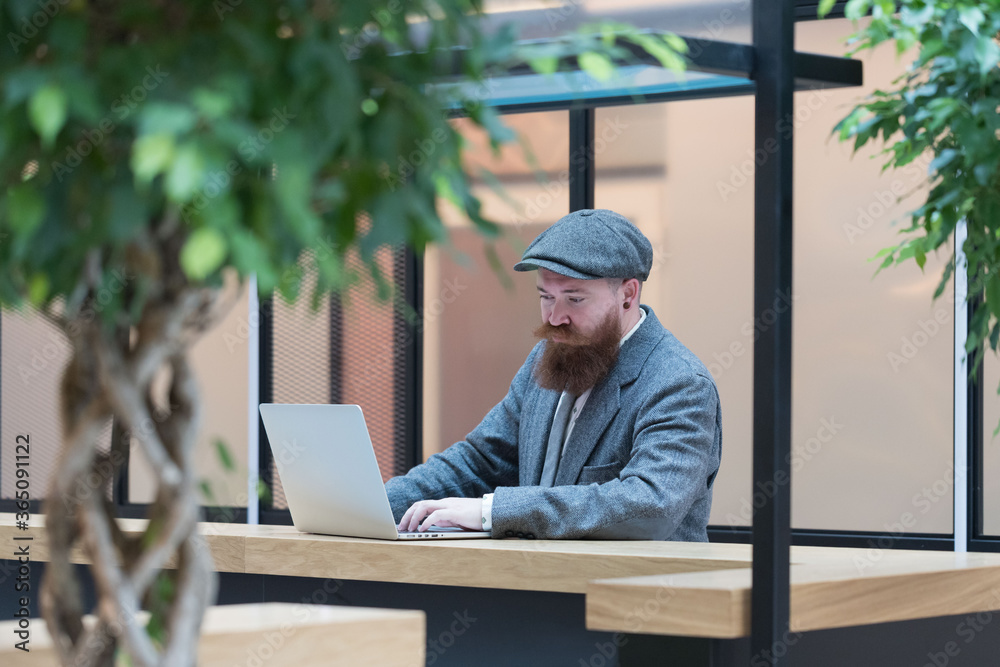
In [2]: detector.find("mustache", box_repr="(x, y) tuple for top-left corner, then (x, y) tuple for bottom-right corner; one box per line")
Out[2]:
(533, 322), (588, 345)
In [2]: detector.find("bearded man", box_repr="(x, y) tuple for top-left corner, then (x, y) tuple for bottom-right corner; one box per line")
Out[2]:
(386, 209), (723, 541)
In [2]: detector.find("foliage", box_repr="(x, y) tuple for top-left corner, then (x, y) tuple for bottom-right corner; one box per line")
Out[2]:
(0, 1), (687, 321)
(823, 0), (1000, 369)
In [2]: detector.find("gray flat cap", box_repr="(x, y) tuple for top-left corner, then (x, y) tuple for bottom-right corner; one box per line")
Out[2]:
(513, 209), (653, 281)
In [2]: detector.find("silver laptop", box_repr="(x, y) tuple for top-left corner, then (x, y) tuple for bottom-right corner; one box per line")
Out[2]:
(259, 403), (491, 540)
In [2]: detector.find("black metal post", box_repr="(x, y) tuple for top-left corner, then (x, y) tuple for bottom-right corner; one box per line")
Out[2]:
(111, 324), (132, 507)
(329, 293), (343, 405)
(394, 248), (423, 475)
(257, 296), (275, 515)
(968, 292), (984, 545)
(569, 107), (595, 211)
(751, 0), (794, 664)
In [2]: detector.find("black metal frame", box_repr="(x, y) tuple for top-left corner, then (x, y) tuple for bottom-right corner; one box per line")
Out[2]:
(395, 248), (424, 474)
(329, 294), (344, 405)
(568, 108), (596, 211)
(794, 0), (850, 20)
(256, 296), (291, 525)
(751, 1), (795, 662)
(709, 525), (955, 551)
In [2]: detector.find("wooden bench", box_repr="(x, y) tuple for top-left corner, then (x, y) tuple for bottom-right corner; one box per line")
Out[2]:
(0, 603), (425, 667)
(586, 550), (1000, 637)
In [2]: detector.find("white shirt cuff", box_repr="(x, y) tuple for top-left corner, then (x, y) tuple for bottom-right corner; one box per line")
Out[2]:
(481, 493), (494, 532)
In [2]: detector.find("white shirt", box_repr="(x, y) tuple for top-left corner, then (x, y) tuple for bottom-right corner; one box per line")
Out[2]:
(481, 308), (646, 531)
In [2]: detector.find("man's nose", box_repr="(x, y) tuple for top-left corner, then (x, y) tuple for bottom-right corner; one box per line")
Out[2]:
(546, 303), (571, 327)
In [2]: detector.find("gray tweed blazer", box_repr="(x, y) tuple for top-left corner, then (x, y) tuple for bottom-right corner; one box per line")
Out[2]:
(385, 306), (722, 540)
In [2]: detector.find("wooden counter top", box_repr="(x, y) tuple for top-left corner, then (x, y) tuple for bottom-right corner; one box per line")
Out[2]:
(240, 523), (756, 593)
(0, 515), (247, 573)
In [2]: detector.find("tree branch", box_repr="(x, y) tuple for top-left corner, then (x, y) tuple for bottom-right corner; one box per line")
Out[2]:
(132, 353), (202, 594)
(95, 340), (183, 488)
(79, 495), (158, 667)
(43, 350), (109, 667)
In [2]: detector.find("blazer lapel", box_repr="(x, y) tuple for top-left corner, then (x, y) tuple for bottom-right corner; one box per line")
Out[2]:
(552, 306), (666, 486)
(553, 378), (620, 486)
(522, 388), (560, 486)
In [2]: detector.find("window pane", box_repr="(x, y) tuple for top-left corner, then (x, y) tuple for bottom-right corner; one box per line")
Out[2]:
(593, 17), (954, 534)
(983, 353), (1000, 536)
(265, 247), (414, 510)
(423, 111), (568, 459)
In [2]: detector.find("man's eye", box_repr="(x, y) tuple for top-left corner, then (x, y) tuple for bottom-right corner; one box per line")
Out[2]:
(569, 298), (583, 304)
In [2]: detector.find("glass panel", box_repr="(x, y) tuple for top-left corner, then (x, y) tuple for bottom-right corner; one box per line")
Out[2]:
(337, 247), (411, 483)
(436, 67), (749, 109)
(593, 17), (953, 534)
(267, 256), (333, 510)
(983, 353), (1000, 536)
(481, 0), (752, 44)
(422, 110), (568, 459)
(265, 247), (413, 509)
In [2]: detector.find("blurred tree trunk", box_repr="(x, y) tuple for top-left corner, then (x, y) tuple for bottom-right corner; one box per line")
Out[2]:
(41, 245), (229, 667)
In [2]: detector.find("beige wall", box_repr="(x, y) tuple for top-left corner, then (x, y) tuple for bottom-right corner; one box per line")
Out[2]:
(130, 280), (250, 506)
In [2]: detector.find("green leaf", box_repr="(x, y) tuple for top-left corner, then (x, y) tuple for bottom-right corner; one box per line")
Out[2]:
(165, 144), (207, 202)
(959, 7), (985, 35)
(988, 274), (1000, 323)
(131, 134), (176, 185)
(5, 185), (45, 235)
(198, 480), (216, 503)
(138, 103), (197, 137)
(27, 273), (49, 306)
(844, 0), (872, 20)
(975, 37), (1000, 76)
(180, 227), (228, 281)
(213, 438), (236, 472)
(231, 230), (278, 292)
(578, 52), (615, 82)
(928, 148), (958, 174)
(256, 477), (272, 504)
(28, 84), (68, 149)
(662, 33), (688, 54)
(900, 3), (934, 27)
(529, 55), (559, 76)
(818, 0), (837, 18)
(192, 89), (233, 119)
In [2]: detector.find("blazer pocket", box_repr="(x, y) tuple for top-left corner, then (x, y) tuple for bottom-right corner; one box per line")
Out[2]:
(578, 461), (623, 485)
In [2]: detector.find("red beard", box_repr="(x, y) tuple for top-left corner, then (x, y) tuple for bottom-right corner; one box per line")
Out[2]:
(532, 310), (621, 395)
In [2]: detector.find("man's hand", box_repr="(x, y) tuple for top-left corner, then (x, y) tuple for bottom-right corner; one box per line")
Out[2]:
(398, 498), (484, 532)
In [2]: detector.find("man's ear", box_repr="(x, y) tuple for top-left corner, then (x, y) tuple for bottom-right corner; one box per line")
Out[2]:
(622, 278), (640, 303)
